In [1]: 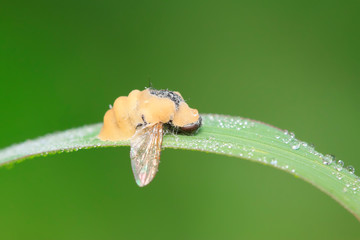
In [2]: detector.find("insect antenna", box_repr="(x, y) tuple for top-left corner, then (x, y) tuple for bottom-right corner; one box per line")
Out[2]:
(147, 78), (153, 89)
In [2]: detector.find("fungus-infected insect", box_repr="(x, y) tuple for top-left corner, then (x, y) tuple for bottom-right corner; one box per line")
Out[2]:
(98, 88), (202, 187)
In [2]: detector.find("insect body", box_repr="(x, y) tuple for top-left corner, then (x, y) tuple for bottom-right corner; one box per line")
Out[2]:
(98, 88), (202, 187)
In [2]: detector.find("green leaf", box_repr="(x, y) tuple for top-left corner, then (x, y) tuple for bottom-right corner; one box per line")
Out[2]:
(0, 114), (359, 220)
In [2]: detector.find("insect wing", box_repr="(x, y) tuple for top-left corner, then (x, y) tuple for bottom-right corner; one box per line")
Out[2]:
(130, 123), (163, 187)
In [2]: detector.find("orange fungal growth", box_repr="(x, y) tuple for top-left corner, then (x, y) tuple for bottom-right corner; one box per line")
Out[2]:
(98, 88), (201, 141)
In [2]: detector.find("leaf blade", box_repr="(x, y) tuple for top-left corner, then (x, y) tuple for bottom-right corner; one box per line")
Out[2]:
(0, 114), (359, 220)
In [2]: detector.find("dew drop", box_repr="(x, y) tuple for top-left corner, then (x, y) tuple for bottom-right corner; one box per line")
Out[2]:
(346, 166), (355, 174)
(308, 143), (315, 153)
(322, 154), (335, 165)
(270, 158), (278, 166)
(336, 160), (344, 171)
(282, 131), (295, 144)
(355, 176), (360, 183)
(291, 140), (301, 150)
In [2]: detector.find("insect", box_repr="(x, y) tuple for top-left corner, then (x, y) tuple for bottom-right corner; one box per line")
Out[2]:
(98, 88), (202, 187)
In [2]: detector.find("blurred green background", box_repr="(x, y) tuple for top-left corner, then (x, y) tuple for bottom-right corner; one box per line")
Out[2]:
(1, 0), (359, 239)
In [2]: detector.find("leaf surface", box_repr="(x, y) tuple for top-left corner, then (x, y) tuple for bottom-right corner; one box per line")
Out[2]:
(1, 114), (359, 220)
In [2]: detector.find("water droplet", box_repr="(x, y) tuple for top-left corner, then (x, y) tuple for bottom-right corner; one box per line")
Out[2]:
(346, 166), (355, 174)
(343, 187), (348, 192)
(336, 160), (344, 171)
(322, 154), (335, 165)
(270, 158), (278, 166)
(355, 176), (360, 183)
(308, 143), (315, 153)
(282, 130), (294, 144)
(291, 140), (301, 150)
(336, 173), (343, 180)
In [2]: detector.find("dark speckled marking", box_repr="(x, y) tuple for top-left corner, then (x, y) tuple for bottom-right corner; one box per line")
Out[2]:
(149, 88), (184, 110)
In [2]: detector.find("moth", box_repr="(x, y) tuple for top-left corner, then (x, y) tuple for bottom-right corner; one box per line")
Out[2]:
(98, 88), (202, 187)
